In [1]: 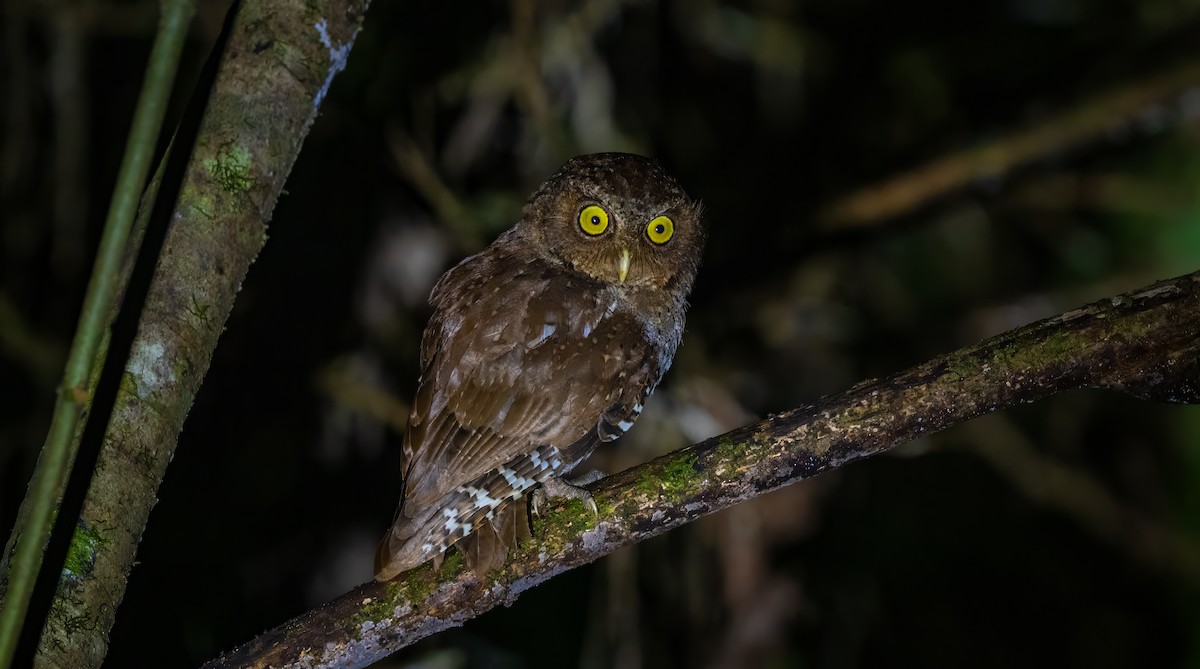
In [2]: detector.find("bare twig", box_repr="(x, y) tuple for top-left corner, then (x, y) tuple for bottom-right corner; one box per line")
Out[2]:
(385, 127), (484, 251)
(508, 0), (573, 159)
(204, 270), (1200, 669)
(316, 362), (410, 433)
(0, 292), (65, 387)
(818, 60), (1200, 228)
(48, 1), (89, 279)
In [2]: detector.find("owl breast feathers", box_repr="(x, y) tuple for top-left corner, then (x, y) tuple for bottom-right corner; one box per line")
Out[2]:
(376, 152), (704, 580)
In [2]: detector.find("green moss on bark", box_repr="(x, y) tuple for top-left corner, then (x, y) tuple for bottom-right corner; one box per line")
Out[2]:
(60, 522), (105, 584)
(636, 452), (702, 502)
(203, 145), (254, 194)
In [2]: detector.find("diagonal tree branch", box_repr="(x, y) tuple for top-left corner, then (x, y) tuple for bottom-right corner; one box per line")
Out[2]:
(204, 270), (1200, 669)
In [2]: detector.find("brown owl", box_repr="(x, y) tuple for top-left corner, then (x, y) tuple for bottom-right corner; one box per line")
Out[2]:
(375, 152), (704, 580)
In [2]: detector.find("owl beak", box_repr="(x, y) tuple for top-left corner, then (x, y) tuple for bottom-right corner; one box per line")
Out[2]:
(618, 248), (631, 283)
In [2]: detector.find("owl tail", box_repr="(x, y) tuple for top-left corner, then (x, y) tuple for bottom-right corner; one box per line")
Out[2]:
(455, 498), (531, 574)
(374, 498), (531, 581)
(376, 446), (563, 581)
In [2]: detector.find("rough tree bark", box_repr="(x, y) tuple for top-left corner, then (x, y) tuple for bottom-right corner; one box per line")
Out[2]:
(203, 270), (1200, 669)
(32, 1), (370, 667)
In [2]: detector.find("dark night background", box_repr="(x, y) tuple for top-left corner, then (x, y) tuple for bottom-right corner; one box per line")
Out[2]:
(3, 1), (1200, 667)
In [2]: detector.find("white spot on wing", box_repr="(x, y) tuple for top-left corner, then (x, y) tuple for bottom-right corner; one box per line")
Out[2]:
(500, 467), (535, 492)
(462, 485), (503, 509)
(531, 323), (556, 347)
(442, 507), (462, 532)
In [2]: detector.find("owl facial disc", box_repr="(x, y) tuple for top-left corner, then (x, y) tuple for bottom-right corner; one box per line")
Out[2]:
(618, 248), (631, 283)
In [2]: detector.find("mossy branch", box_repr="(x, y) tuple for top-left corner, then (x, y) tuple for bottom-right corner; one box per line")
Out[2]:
(204, 271), (1200, 669)
(28, 1), (370, 667)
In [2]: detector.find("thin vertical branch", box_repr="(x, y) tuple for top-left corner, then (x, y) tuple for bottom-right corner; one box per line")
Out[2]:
(32, 1), (371, 666)
(0, 3), (195, 664)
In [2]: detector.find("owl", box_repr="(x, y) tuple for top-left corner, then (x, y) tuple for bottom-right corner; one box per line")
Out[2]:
(375, 152), (704, 581)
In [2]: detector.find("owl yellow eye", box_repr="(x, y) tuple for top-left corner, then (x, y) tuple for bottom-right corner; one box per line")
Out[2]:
(578, 205), (609, 236)
(646, 215), (674, 244)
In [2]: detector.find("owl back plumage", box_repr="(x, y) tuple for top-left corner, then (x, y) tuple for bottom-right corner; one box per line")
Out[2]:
(376, 153), (703, 580)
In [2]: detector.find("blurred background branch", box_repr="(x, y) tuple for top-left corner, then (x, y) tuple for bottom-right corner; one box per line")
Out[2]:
(817, 59), (1200, 229)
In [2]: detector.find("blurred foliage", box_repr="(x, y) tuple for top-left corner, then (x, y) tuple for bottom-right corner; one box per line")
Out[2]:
(2, 0), (1200, 667)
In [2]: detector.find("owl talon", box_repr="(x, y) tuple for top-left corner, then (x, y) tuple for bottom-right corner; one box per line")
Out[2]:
(534, 474), (602, 518)
(568, 469), (605, 487)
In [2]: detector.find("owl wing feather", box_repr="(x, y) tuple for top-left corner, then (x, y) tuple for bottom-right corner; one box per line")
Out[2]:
(376, 252), (665, 579)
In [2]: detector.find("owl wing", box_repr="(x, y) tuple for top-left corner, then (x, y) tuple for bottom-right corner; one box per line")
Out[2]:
(378, 254), (665, 577)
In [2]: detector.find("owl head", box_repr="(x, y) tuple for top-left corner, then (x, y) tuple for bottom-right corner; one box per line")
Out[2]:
(517, 153), (705, 299)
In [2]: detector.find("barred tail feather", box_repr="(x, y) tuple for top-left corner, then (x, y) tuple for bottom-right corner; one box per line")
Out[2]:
(375, 446), (563, 581)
